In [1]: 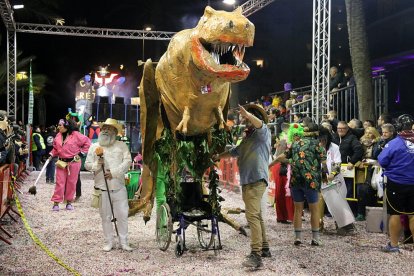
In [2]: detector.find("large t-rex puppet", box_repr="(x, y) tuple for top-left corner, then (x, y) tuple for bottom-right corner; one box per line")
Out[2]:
(129, 6), (254, 224)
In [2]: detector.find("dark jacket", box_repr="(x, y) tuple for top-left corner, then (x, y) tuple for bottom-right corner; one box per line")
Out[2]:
(372, 137), (393, 160)
(333, 131), (364, 164)
(44, 131), (57, 154)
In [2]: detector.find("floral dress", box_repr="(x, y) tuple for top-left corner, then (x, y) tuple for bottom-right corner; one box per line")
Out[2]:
(286, 136), (326, 190)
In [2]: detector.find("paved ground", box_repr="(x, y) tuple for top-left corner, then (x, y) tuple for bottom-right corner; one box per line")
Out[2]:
(0, 171), (413, 276)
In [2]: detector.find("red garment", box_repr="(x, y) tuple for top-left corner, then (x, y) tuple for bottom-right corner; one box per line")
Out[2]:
(271, 163), (294, 221)
(88, 125), (100, 140)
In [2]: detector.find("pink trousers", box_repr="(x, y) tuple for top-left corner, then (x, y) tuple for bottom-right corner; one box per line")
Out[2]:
(51, 162), (81, 203)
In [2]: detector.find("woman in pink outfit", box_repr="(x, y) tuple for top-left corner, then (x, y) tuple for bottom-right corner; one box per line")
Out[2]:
(49, 118), (91, 211)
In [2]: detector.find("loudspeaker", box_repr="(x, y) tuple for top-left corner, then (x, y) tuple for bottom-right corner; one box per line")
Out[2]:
(112, 104), (126, 121)
(115, 96), (125, 104)
(92, 103), (111, 121)
(126, 105), (140, 123)
(99, 96), (110, 104)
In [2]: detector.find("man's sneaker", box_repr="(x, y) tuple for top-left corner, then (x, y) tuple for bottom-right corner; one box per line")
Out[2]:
(103, 243), (113, 252)
(382, 242), (400, 253)
(294, 240), (302, 246)
(261, 248), (271, 258)
(46, 179), (50, 183)
(121, 244), (133, 251)
(311, 239), (321, 246)
(242, 253), (263, 268)
(52, 205), (59, 211)
(66, 204), (74, 211)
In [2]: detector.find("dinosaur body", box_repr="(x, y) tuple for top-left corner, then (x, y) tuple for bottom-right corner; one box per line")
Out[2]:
(129, 7), (254, 226)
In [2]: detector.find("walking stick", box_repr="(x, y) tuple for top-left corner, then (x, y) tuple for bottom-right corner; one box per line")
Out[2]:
(101, 157), (119, 236)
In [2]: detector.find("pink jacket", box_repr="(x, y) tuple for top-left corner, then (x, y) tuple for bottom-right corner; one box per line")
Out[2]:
(50, 131), (91, 159)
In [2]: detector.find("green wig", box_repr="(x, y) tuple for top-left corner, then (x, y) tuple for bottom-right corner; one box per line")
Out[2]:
(287, 123), (304, 144)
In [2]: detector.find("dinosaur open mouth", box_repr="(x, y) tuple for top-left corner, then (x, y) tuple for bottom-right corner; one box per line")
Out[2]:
(201, 40), (247, 68)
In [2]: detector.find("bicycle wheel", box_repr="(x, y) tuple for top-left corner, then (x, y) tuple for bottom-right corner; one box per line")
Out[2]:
(156, 203), (173, 251)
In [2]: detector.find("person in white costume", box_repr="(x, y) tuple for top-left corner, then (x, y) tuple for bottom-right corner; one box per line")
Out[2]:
(85, 118), (132, 251)
(319, 126), (355, 235)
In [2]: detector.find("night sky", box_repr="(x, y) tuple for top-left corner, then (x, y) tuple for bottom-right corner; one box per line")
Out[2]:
(1, 0), (414, 125)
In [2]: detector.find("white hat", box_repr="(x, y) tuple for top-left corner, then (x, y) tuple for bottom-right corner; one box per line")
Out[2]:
(102, 118), (122, 134)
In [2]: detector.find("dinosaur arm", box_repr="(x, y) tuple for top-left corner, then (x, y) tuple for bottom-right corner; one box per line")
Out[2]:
(175, 106), (191, 134)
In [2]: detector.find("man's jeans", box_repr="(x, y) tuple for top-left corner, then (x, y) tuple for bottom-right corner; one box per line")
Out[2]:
(242, 181), (269, 253)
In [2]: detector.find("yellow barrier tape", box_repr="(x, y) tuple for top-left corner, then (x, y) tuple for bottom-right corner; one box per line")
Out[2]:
(9, 178), (81, 276)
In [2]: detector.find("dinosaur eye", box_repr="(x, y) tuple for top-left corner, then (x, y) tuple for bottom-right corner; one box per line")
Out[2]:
(245, 23), (250, 29)
(228, 20), (234, 28)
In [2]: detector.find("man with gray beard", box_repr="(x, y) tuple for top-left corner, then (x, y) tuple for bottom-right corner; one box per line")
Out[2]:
(85, 118), (132, 251)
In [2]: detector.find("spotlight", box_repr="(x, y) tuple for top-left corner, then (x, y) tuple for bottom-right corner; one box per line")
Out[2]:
(12, 0), (24, 9)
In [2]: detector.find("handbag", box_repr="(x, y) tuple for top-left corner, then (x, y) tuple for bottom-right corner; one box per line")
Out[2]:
(91, 188), (102, 208)
(370, 165), (383, 191)
(56, 159), (68, 169)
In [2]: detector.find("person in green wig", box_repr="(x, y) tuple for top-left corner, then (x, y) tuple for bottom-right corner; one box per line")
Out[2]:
(271, 122), (327, 246)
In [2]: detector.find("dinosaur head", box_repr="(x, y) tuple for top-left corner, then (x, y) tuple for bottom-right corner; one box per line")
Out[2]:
(191, 6), (255, 82)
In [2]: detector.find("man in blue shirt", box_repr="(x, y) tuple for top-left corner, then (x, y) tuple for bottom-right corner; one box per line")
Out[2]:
(214, 104), (271, 269)
(378, 114), (414, 253)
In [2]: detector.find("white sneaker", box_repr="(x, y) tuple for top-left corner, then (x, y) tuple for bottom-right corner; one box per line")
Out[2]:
(102, 243), (113, 252)
(121, 244), (133, 251)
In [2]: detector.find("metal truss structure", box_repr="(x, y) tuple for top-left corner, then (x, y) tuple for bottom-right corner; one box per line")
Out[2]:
(15, 23), (176, 40)
(240, 0), (275, 17)
(0, 0), (16, 117)
(311, 0), (331, 123)
(0, 0), (277, 119)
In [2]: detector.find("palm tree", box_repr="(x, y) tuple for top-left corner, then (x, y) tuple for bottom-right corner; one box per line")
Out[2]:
(345, 0), (374, 121)
(0, 53), (48, 124)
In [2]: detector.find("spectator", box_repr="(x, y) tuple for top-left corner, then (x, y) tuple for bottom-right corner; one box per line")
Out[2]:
(372, 123), (395, 160)
(227, 112), (236, 128)
(377, 113), (392, 134)
(293, 113), (304, 124)
(271, 95), (282, 108)
(348, 118), (364, 139)
(283, 82), (292, 103)
(363, 120), (375, 129)
(332, 121), (364, 198)
(378, 114), (414, 253)
(325, 110), (339, 132)
(44, 126), (57, 183)
(354, 127), (381, 221)
(344, 67), (355, 86)
(32, 126), (46, 171)
(329, 66), (344, 91)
